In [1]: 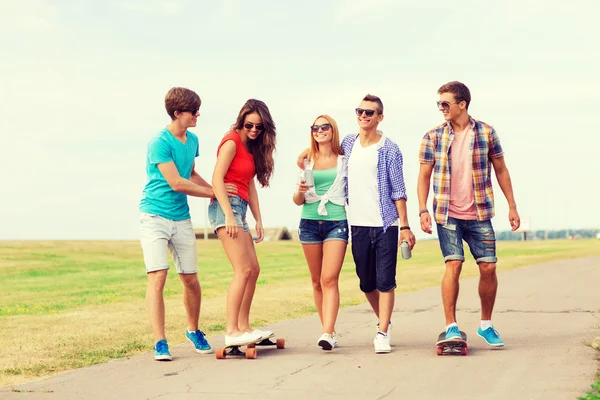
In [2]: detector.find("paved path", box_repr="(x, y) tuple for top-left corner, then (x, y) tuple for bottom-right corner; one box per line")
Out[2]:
(1, 256), (599, 400)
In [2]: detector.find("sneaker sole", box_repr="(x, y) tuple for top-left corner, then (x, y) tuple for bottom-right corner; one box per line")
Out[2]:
(187, 337), (214, 354)
(477, 332), (504, 347)
(375, 349), (391, 354)
(318, 339), (333, 351)
(155, 355), (172, 361)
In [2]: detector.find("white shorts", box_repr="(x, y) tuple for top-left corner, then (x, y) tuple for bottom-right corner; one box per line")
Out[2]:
(139, 213), (198, 274)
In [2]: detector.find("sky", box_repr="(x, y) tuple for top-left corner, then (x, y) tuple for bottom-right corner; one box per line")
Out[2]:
(1, 0), (599, 240)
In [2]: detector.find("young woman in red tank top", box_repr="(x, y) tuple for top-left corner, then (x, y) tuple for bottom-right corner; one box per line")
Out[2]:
(208, 99), (277, 347)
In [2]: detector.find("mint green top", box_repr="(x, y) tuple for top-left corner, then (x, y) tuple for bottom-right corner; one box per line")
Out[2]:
(301, 167), (347, 221)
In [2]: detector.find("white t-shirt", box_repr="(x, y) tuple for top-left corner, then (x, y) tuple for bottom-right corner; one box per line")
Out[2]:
(347, 139), (383, 226)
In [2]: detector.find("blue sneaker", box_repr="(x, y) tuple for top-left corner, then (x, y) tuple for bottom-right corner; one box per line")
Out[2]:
(445, 325), (462, 341)
(186, 329), (212, 354)
(477, 326), (504, 347)
(154, 339), (172, 361)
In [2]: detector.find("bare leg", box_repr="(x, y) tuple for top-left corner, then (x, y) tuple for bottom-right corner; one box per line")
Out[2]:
(320, 240), (346, 334)
(442, 260), (463, 325)
(302, 243), (324, 326)
(365, 290), (380, 319)
(179, 273), (201, 332)
(217, 227), (252, 337)
(146, 269), (168, 341)
(237, 233), (260, 332)
(478, 262), (498, 320)
(377, 290), (394, 333)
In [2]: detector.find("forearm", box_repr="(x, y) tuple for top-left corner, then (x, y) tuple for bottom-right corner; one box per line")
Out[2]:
(496, 169), (517, 209)
(248, 184), (262, 222)
(417, 174), (431, 210)
(292, 191), (305, 206)
(212, 178), (234, 216)
(394, 199), (410, 227)
(172, 178), (214, 198)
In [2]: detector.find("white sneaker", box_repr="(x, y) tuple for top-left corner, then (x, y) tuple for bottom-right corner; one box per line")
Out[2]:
(252, 329), (274, 341)
(377, 321), (392, 345)
(317, 333), (334, 351)
(374, 332), (391, 353)
(332, 332), (339, 348)
(224, 331), (262, 347)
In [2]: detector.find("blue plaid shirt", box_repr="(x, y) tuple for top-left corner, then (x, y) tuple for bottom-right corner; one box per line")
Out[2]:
(342, 132), (407, 232)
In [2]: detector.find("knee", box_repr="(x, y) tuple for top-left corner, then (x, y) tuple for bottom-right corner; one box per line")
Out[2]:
(148, 272), (168, 291)
(479, 262), (496, 277)
(321, 274), (338, 289)
(235, 265), (253, 281)
(311, 278), (322, 292)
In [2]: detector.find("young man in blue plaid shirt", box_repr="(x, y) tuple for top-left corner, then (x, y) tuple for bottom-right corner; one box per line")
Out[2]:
(298, 94), (416, 353)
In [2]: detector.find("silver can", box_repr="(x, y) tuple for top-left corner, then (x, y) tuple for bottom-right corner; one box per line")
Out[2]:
(304, 169), (315, 188)
(400, 240), (411, 260)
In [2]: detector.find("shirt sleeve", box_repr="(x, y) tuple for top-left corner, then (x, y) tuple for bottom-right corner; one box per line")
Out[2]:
(489, 127), (504, 159)
(147, 138), (173, 165)
(418, 132), (435, 165)
(389, 146), (407, 201)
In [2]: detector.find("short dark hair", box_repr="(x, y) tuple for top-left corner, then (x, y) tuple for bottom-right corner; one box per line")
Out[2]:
(438, 81), (471, 109)
(362, 94), (384, 114)
(164, 87), (201, 120)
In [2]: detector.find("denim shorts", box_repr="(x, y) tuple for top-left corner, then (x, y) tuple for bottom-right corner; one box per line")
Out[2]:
(208, 196), (250, 233)
(350, 226), (398, 293)
(139, 213), (198, 274)
(298, 219), (349, 244)
(436, 217), (497, 264)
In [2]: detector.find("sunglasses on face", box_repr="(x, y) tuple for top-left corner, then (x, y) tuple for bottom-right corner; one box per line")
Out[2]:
(310, 123), (332, 132)
(244, 122), (264, 131)
(436, 101), (460, 110)
(180, 109), (199, 115)
(355, 108), (376, 117)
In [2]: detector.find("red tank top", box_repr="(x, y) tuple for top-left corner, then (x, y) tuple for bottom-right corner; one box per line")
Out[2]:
(217, 131), (255, 201)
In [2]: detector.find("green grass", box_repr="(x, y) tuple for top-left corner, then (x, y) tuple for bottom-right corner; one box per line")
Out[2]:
(1, 238), (599, 387)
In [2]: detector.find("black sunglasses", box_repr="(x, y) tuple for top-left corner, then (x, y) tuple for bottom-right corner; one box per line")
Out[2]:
(180, 108), (199, 115)
(355, 108), (376, 117)
(436, 101), (461, 110)
(310, 123), (332, 132)
(244, 122), (264, 131)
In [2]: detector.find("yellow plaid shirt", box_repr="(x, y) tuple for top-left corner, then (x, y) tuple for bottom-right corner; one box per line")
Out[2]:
(419, 117), (504, 225)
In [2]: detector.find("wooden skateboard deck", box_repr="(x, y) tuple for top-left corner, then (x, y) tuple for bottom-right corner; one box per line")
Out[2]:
(436, 331), (468, 356)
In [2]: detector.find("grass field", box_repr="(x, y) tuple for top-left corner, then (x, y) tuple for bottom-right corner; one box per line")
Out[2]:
(1, 238), (599, 387)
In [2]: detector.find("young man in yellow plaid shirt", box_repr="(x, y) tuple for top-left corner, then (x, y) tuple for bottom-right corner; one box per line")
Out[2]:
(417, 81), (520, 346)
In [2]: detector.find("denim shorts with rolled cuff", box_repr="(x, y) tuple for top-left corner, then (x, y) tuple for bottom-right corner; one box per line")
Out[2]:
(298, 219), (349, 244)
(350, 226), (398, 293)
(436, 216), (498, 264)
(208, 195), (251, 234)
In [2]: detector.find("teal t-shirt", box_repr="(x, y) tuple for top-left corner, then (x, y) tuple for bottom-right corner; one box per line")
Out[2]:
(301, 167), (347, 221)
(139, 128), (199, 220)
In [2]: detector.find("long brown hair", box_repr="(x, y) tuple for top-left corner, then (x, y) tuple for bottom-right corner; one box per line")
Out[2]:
(232, 99), (276, 187)
(309, 115), (344, 161)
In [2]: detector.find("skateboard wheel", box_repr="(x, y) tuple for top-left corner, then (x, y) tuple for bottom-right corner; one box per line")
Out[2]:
(461, 347), (468, 356)
(276, 338), (285, 349)
(246, 348), (257, 359)
(247, 343), (256, 349)
(216, 348), (226, 359)
(436, 346), (443, 356)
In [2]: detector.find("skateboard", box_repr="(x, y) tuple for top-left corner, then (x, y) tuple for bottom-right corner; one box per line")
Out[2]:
(215, 334), (285, 360)
(436, 331), (468, 356)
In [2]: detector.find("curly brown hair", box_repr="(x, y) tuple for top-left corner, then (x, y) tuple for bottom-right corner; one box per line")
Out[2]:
(231, 99), (276, 187)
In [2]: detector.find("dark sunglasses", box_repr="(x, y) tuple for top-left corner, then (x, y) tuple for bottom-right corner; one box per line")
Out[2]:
(180, 108), (199, 115)
(436, 101), (460, 110)
(355, 108), (376, 117)
(310, 123), (332, 132)
(244, 122), (264, 131)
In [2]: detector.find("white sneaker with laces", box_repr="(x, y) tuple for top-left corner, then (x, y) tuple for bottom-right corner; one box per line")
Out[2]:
(374, 332), (391, 353)
(317, 333), (334, 351)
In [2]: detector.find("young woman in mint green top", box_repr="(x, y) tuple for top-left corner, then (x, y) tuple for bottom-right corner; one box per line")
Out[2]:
(293, 114), (348, 351)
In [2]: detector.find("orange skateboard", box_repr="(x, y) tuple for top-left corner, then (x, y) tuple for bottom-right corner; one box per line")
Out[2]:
(215, 335), (285, 360)
(436, 331), (468, 356)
